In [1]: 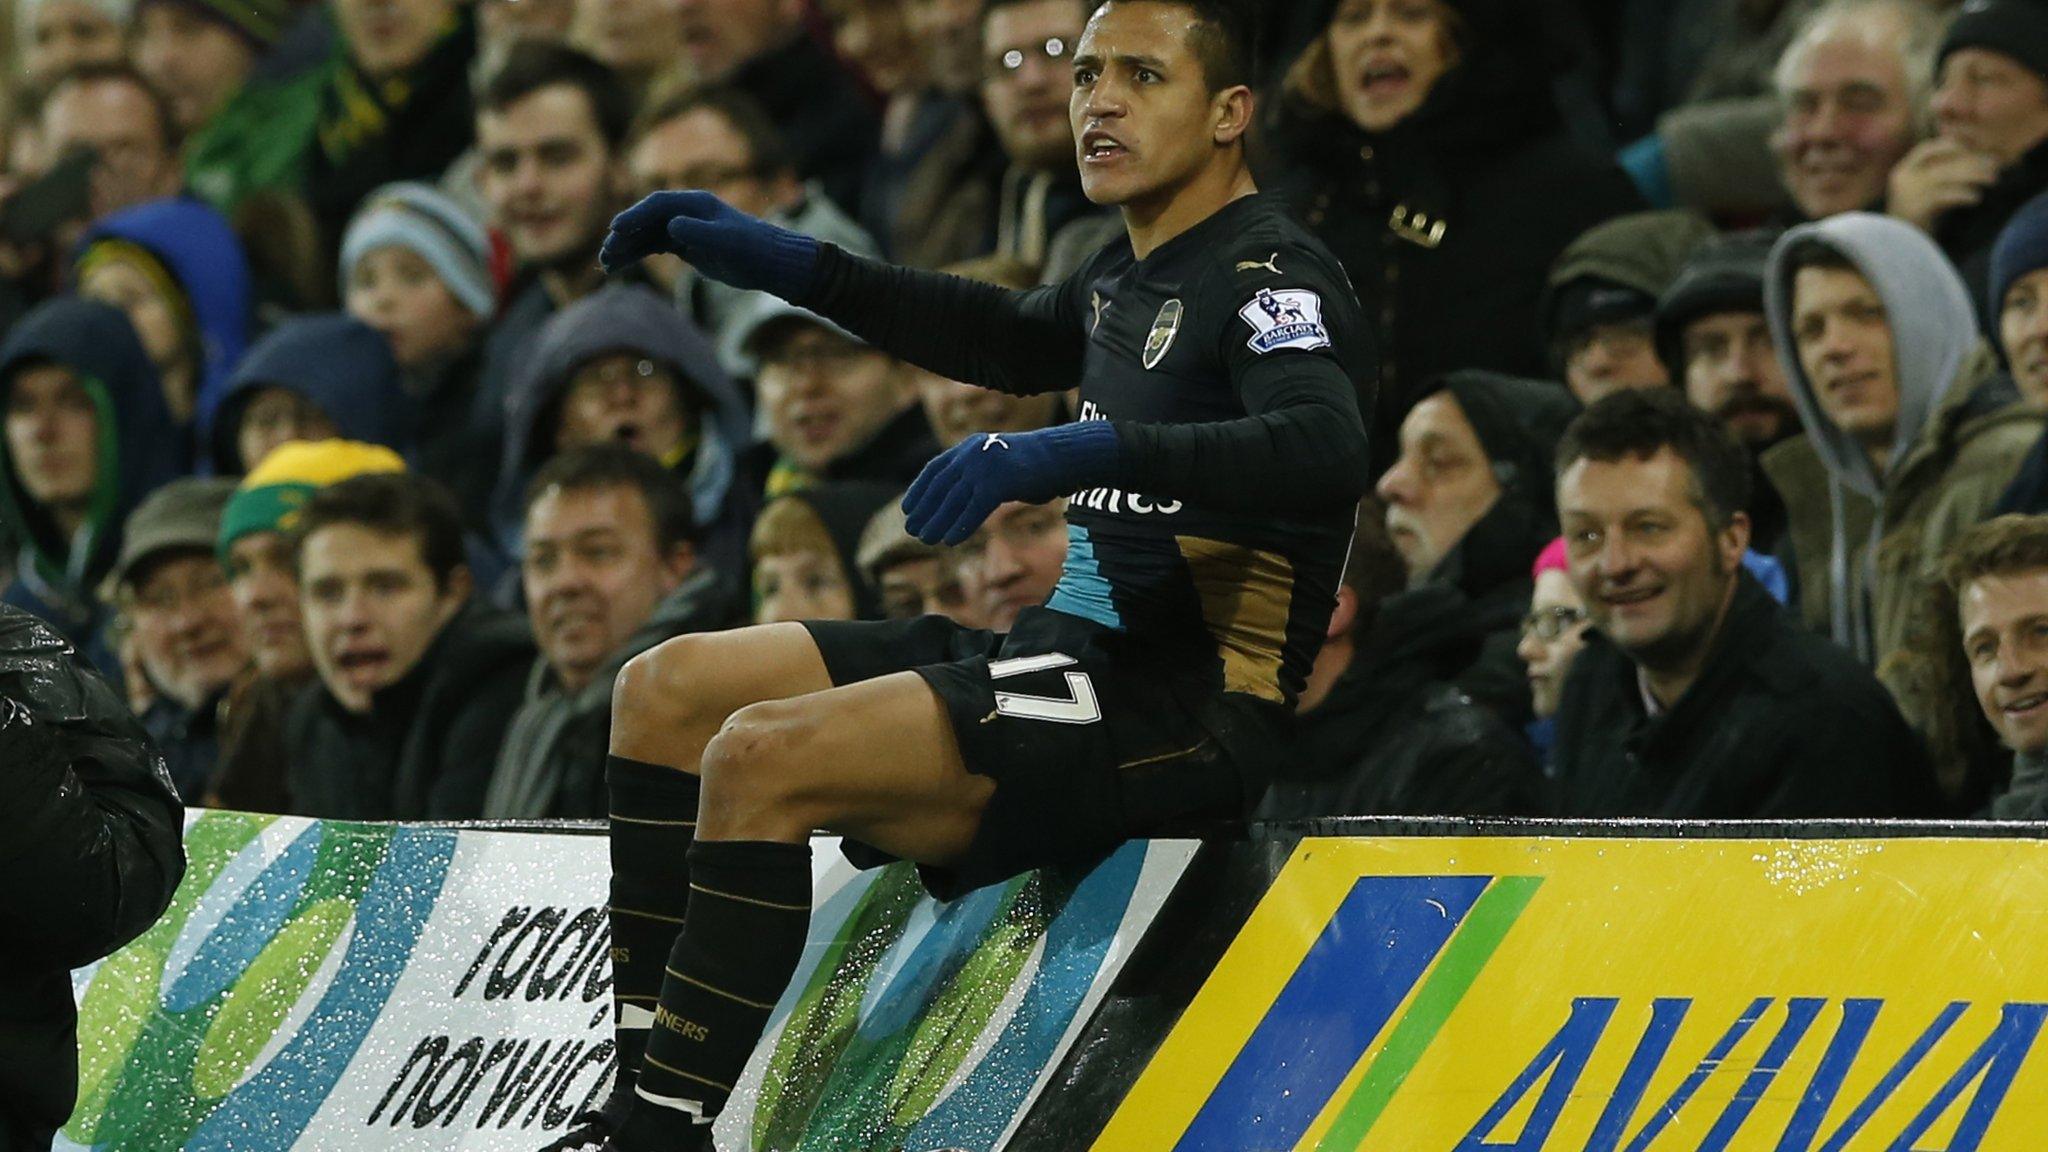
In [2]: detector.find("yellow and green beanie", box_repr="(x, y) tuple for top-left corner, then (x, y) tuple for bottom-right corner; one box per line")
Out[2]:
(217, 439), (405, 559)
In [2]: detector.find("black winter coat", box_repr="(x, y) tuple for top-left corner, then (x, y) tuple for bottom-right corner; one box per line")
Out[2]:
(285, 604), (535, 820)
(1553, 572), (1941, 818)
(1256, 585), (1544, 820)
(0, 607), (183, 1149)
(1938, 136), (2048, 330)
(1263, 3), (1643, 466)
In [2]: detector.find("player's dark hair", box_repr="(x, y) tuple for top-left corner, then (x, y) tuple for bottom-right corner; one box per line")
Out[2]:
(628, 84), (792, 177)
(1099, 0), (1258, 93)
(525, 444), (700, 550)
(294, 473), (470, 589)
(1554, 388), (1752, 531)
(45, 62), (181, 153)
(476, 41), (634, 149)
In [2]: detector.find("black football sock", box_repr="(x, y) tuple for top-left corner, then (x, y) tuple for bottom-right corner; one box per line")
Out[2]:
(604, 756), (701, 1100)
(615, 838), (813, 1146)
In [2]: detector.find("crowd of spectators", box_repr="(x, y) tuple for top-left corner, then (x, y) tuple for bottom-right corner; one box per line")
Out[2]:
(9, 0), (2048, 829)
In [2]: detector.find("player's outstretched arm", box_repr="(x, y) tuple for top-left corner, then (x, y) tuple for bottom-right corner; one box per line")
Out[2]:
(599, 191), (1086, 396)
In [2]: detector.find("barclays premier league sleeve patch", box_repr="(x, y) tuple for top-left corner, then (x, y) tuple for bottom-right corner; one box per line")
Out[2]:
(1237, 288), (1331, 354)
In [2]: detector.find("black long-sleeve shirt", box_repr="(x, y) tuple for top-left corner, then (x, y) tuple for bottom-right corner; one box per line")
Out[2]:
(802, 193), (1374, 705)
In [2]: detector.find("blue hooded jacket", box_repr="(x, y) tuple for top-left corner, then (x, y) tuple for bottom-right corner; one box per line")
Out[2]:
(77, 197), (253, 437)
(210, 314), (414, 474)
(0, 299), (183, 663)
(493, 284), (756, 579)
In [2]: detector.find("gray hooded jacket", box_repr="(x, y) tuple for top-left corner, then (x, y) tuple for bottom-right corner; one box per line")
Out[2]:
(1762, 212), (2043, 664)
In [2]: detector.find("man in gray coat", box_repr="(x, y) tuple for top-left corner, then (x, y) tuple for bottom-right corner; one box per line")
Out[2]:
(485, 446), (741, 819)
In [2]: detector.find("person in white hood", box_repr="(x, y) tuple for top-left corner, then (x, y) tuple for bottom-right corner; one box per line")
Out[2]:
(1762, 212), (2043, 682)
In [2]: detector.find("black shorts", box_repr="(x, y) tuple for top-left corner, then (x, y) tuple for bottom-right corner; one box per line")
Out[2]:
(802, 606), (1292, 898)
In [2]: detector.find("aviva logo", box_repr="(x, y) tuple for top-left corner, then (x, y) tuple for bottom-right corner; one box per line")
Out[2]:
(1095, 838), (2048, 1151)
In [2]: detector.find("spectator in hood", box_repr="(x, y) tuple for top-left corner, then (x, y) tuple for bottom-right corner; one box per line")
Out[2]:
(1518, 535), (1589, 772)
(736, 299), (939, 500)
(488, 446), (742, 819)
(339, 182), (497, 528)
(857, 497), (977, 624)
(285, 472), (534, 819)
(0, 299), (182, 670)
(104, 476), (247, 799)
(624, 87), (881, 378)
(1770, 0), (1940, 225)
(1552, 386), (1938, 818)
(749, 482), (898, 624)
(1762, 214), (2042, 678)
(1656, 229), (1803, 556)
(74, 196), (253, 443)
(1375, 369), (1579, 722)
(207, 315), (413, 475)
(671, 0), (879, 213)
(131, 0), (316, 214)
(1264, 0), (1643, 466)
(0, 605), (182, 1152)
(1891, 0), (2048, 317)
(208, 440), (406, 813)
(1258, 500), (1543, 820)
(1542, 209), (1716, 406)
(309, 0), (477, 255)
(1929, 515), (2048, 817)
(496, 283), (757, 584)
(18, 0), (131, 88)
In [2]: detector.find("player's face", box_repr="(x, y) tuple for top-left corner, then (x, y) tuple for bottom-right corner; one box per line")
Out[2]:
(299, 524), (469, 714)
(1069, 2), (1233, 209)
(1962, 567), (2048, 757)
(1375, 392), (1501, 584)
(1558, 448), (1747, 671)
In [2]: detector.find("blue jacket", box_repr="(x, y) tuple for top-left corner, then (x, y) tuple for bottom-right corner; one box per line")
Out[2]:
(493, 283), (757, 580)
(78, 197), (253, 437)
(0, 299), (183, 665)
(210, 313), (414, 473)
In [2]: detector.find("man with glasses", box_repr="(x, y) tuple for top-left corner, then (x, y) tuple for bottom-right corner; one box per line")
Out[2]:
(1517, 537), (1590, 771)
(623, 87), (879, 376)
(975, 0), (1113, 266)
(107, 477), (250, 799)
(1540, 210), (1715, 407)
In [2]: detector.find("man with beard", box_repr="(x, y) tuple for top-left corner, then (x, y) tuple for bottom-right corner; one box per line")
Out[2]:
(1656, 230), (1804, 556)
(472, 43), (637, 537)
(1551, 388), (1936, 818)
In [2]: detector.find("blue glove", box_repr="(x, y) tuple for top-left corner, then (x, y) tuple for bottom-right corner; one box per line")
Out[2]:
(598, 190), (820, 298)
(902, 422), (1122, 546)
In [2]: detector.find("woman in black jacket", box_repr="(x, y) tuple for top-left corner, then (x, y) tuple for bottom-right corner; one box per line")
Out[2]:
(1261, 0), (1643, 470)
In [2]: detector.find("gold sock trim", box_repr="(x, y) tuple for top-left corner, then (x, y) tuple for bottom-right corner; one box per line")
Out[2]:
(687, 882), (809, 912)
(641, 1053), (733, 1094)
(609, 905), (687, 924)
(609, 814), (697, 827)
(663, 966), (776, 1010)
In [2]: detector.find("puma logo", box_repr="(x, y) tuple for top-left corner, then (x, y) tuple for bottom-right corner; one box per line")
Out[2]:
(982, 434), (1010, 451)
(1235, 252), (1282, 275)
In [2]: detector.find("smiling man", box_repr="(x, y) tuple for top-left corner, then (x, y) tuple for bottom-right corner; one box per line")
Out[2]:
(488, 447), (739, 819)
(1761, 214), (2041, 670)
(285, 473), (534, 820)
(1940, 514), (2048, 817)
(1770, 0), (1938, 224)
(1551, 388), (1934, 818)
(573, 0), (1370, 1146)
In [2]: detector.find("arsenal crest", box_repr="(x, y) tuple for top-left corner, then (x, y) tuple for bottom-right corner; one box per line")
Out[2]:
(1144, 299), (1183, 370)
